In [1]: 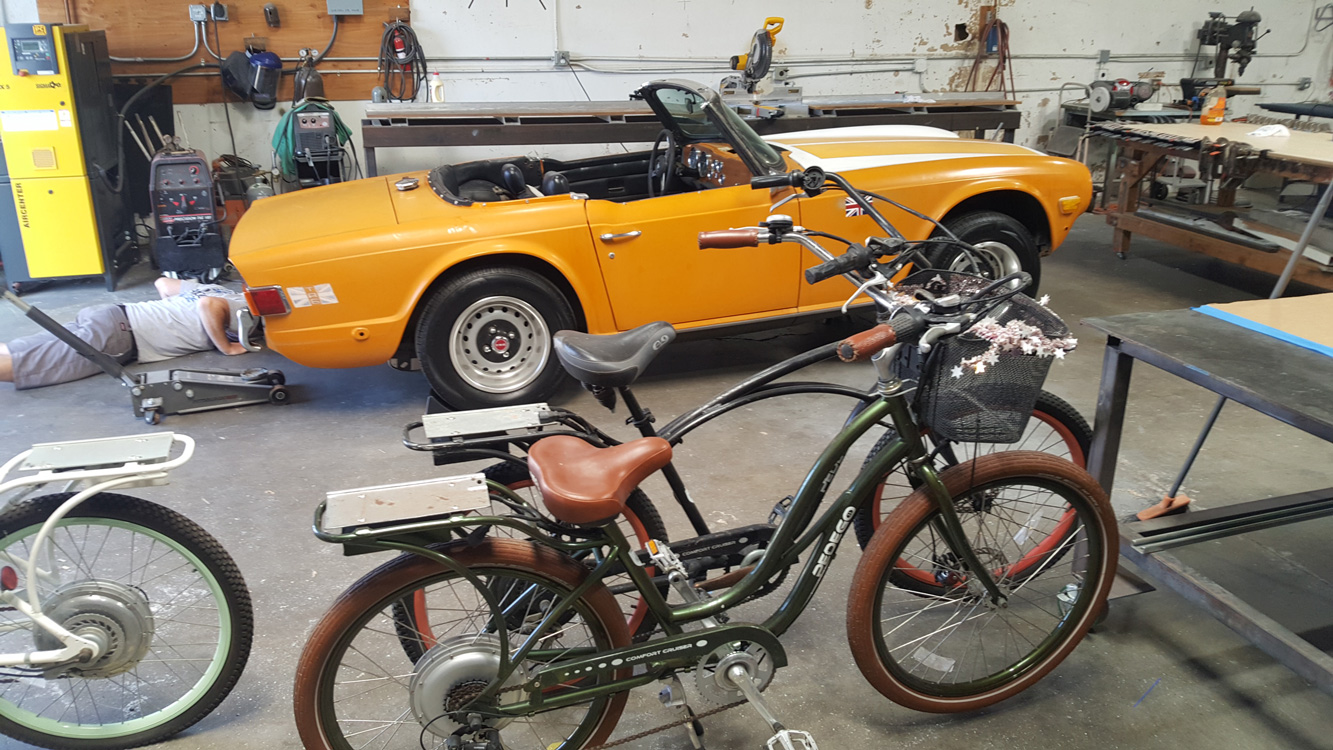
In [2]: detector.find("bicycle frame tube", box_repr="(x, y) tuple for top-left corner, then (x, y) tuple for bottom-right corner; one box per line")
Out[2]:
(658, 394), (908, 623)
(658, 342), (843, 442)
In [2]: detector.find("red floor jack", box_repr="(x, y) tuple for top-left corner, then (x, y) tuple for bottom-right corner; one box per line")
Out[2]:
(4, 291), (288, 424)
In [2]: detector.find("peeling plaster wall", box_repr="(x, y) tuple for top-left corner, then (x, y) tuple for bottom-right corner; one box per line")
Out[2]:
(168, 0), (1333, 175)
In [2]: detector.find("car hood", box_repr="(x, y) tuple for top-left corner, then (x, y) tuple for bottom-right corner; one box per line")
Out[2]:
(763, 125), (1041, 172)
(230, 178), (397, 261)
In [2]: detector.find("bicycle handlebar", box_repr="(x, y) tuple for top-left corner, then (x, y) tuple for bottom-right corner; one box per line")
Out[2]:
(836, 314), (927, 362)
(749, 171), (803, 190)
(804, 244), (872, 284)
(698, 229), (762, 249)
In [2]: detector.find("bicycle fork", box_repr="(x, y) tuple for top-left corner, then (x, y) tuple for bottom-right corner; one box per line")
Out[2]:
(872, 354), (1007, 606)
(916, 463), (1007, 605)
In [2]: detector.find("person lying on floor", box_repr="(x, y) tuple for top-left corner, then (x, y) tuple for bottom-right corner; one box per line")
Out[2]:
(0, 277), (249, 390)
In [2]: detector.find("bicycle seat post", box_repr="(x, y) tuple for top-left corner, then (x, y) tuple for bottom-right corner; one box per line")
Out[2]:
(618, 387), (659, 438)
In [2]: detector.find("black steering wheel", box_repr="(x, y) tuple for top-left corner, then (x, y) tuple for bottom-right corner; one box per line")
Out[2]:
(647, 129), (678, 199)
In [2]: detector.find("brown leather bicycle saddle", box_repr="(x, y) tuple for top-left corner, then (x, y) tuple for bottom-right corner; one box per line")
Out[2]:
(527, 435), (673, 526)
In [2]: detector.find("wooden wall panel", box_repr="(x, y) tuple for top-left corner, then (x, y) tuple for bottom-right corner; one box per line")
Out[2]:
(35, 0), (409, 104)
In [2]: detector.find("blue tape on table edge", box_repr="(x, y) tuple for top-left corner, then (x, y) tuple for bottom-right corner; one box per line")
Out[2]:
(1194, 305), (1333, 359)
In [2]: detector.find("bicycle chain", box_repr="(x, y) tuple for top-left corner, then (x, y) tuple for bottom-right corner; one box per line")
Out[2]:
(477, 683), (744, 749)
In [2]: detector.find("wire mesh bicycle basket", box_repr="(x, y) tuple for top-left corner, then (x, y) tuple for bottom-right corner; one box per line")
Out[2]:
(892, 270), (1074, 444)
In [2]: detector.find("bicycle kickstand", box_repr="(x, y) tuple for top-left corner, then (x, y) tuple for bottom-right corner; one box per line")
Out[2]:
(660, 675), (707, 749)
(715, 662), (818, 750)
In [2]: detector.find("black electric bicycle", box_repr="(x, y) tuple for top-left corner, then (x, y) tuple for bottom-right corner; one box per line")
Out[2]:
(392, 171), (1092, 640)
(294, 168), (1118, 750)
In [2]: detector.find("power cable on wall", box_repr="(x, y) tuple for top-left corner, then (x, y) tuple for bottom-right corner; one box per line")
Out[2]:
(378, 20), (427, 101)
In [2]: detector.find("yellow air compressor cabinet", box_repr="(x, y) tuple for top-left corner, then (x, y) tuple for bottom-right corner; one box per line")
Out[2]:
(0, 24), (131, 290)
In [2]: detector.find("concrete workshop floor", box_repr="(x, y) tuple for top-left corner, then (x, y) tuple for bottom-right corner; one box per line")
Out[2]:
(2, 217), (1332, 750)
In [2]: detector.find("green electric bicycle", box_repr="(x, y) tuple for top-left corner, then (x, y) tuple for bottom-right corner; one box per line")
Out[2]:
(294, 168), (1117, 750)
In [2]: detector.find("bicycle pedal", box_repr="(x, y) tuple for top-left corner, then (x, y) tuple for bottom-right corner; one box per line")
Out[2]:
(768, 496), (794, 526)
(767, 729), (818, 750)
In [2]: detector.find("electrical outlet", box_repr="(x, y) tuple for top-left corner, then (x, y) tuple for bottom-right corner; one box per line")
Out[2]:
(188, 4), (208, 21)
(210, 2), (228, 21)
(553, 50), (570, 67)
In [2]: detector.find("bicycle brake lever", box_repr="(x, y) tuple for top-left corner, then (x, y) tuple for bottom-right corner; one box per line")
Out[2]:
(917, 321), (963, 354)
(841, 272), (889, 314)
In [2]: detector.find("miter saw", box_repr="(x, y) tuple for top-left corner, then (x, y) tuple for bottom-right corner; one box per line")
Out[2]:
(719, 17), (805, 117)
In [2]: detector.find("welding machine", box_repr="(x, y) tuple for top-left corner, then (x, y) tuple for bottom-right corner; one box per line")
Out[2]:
(0, 24), (133, 291)
(150, 147), (227, 282)
(273, 100), (351, 189)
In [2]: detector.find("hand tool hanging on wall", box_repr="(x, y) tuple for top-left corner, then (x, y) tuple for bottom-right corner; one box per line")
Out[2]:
(378, 20), (427, 101)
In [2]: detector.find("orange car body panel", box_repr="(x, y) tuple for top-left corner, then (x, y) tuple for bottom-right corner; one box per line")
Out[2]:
(230, 128), (1090, 370)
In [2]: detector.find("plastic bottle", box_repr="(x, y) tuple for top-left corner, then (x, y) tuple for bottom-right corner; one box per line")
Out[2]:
(1200, 89), (1226, 125)
(428, 73), (446, 104)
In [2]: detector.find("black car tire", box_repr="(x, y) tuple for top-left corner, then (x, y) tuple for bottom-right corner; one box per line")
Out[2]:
(927, 210), (1042, 294)
(415, 267), (577, 409)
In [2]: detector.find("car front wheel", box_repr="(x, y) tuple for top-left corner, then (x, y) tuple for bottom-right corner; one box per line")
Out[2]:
(415, 267), (577, 409)
(927, 210), (1042, 293)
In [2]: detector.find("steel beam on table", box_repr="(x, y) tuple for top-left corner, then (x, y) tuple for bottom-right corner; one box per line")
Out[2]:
(360, 107), (1020, 176)
(1127, 487), (1333, 553)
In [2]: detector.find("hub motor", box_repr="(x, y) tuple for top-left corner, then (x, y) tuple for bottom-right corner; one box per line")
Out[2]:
(33, 580), (155, 679)
(409, 634), (525, 738)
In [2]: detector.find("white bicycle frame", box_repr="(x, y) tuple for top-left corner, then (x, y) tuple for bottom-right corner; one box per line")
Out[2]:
(0, 433), (195, 667)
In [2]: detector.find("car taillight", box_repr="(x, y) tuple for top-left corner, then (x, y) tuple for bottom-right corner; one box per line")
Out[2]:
(244, 286), (291, 317)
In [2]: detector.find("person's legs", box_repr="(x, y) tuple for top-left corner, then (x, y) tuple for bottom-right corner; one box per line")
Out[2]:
(5, 305), (133, 390)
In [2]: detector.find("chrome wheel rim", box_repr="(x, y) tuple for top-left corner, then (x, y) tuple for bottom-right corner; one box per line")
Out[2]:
(449, 295), (551, 394)
(947, 240), (1023, 279)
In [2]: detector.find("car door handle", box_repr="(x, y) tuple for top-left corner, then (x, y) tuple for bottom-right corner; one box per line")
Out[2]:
(599, 230), (642, 242)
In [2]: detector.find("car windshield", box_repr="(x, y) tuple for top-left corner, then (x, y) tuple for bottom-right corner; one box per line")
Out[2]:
(654, 85), (786, 174)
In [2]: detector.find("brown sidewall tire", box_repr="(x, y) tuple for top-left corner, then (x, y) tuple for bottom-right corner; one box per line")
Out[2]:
(294, 538), (631, 749)
(846, 451), (1117, 713)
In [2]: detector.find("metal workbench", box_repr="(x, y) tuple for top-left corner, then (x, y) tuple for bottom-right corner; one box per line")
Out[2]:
(1091, 121), (1333, 292)
(360, 93), (1020, 176)
(1085, 307), (1333, 693)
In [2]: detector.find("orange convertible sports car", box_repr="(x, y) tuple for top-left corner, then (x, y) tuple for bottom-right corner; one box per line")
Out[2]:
(230, 80), (1091, 409)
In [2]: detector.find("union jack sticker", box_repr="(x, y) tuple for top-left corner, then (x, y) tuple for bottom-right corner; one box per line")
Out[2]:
(844, 195), (873, 217)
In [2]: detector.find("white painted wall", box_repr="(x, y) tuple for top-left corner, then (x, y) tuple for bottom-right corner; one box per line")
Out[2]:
(157, 0), (1333, 176)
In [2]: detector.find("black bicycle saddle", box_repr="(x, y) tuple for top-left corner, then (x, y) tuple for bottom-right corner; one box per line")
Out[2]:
(553, 322), (677, 388)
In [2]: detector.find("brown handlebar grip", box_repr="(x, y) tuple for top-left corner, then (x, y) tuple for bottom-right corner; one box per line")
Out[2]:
(1224, 85), (1261, 96)
(837, 324), (899, 363)
(698, 229), (761, 249)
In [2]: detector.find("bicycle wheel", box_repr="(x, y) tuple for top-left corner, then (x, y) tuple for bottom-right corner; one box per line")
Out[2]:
(295, 538), (630, 750)
(0, 493), (253, 750)
(852, 390), (1090, 549)
(847, 452), (1116, 712)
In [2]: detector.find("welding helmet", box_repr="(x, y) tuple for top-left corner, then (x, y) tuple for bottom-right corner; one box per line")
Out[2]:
(248, 52), (283, 110)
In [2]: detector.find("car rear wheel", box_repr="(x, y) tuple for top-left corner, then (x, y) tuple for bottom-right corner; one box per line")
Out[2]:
(416, 267), (577, 409)
(927, 211), (1042, 294)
